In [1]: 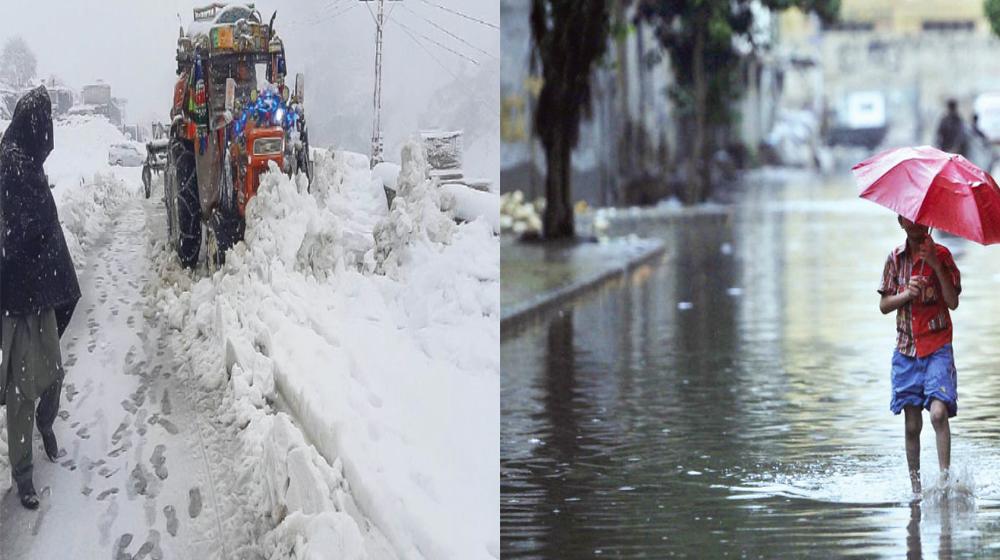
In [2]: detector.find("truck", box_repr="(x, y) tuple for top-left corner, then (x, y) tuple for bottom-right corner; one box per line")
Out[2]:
(827, 91), (888, 150)
(166, 2), (311, 269)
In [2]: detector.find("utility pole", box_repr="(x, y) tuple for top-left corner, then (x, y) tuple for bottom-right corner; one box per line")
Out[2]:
(361, 0), (401, 168)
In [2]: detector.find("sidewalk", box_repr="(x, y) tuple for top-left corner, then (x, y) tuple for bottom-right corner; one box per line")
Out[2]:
(501, 235), (665, 330)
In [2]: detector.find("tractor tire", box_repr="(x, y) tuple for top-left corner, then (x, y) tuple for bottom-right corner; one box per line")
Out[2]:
(209, 206), (242, 268)
(172, 139), (201, 269)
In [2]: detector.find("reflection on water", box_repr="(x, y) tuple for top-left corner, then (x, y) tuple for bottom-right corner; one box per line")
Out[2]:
(501, 171), (1000, 558)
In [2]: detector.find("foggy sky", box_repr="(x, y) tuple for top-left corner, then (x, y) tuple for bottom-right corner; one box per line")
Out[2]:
(0, 0), (499, 179)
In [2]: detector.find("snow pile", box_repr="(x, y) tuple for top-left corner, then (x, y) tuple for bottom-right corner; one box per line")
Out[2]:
(372, 141), (456, 277)
(48, 115), (140, 188)
(374, 158), (498, 233)
(58, 172), (133, 274)
(372, 161), (401, 193)
(48, 116), (139, 273)
(440, 183), (499, 234)
(159, 144), (499, 559)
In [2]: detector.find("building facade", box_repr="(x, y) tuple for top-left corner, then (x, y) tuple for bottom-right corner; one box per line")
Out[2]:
(777, 0), (1000, 148)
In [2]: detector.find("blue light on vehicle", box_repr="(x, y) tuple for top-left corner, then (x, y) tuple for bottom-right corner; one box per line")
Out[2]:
(232, 88), (300, 138)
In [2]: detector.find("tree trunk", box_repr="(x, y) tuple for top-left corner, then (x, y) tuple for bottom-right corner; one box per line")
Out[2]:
(689, 22), (710, 205)
(543, 135), (574, 239)
(615, 1), (631, 179)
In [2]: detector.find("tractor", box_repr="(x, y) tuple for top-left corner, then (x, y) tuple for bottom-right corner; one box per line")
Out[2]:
(166, 2), (311, 269)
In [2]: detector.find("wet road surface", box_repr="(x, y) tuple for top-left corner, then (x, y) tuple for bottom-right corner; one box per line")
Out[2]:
(501, 170), (1000, 558)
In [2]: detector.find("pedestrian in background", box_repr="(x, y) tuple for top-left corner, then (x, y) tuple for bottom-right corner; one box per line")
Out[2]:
(935, 99), (968, 156)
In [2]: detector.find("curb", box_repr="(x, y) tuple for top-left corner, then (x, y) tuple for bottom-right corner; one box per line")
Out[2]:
(500, 239), (666, 333)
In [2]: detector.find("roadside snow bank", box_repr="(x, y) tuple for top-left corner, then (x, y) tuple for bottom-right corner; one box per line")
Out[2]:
(48, 115), (142, 193)
(160, 143), (499, 559)
(441, 183), (500, 233)
(59, 172), (133, 274)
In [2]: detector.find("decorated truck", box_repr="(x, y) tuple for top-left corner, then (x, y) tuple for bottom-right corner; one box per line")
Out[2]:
(166, 2), (311, 269)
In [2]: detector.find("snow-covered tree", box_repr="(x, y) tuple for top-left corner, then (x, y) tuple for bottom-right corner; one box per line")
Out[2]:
(0, 36), (38, 88)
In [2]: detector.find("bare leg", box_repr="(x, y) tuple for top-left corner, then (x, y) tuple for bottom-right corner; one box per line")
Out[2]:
(929, 399), (951, 475)
(904, 405), (923, 494)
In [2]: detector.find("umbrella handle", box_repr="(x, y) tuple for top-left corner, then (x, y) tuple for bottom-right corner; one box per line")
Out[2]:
(922, 227), (933, 276)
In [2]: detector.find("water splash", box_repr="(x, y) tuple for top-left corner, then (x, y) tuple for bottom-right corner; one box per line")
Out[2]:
(920, 464), (976, 512)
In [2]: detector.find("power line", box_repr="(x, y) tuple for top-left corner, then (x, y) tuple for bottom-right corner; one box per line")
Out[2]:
(391, 18), (496, 115)
(418, 0), (498, 31)
(283, 0), (350, 26)
(393, 18), (479, 66)
(400, 3), (497, 60)
(318, 0), (352, 13)
(313, 4), (360, 25)
(285, 2), (359, 27)
(364, 0), (378, 25)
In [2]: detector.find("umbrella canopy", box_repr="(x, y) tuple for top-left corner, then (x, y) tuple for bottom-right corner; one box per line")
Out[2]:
(853, 145), (1000, 245)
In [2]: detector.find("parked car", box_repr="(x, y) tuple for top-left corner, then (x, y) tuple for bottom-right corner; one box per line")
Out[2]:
(108, 142), (145, 167)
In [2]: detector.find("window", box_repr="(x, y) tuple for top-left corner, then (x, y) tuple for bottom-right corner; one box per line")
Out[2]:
(823, 20), (875, 32)
(922, 21), (975, 32)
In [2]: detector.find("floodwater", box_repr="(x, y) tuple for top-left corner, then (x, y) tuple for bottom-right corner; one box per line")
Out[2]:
(501, 170), (1000, 558)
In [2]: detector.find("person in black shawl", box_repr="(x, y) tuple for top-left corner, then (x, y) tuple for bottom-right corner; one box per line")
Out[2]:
(0, 85), (80, 509)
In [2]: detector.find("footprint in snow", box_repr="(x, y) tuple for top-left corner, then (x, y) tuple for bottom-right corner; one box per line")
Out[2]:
(163, 505), (179, 537)
(158, 419), (179, 435)
(113, 533), (133, 560)
(150, 445), (168, 480)
(188, 487), (202, 518)
(128, 463), (149, 498)
(134, 530), (163, 560)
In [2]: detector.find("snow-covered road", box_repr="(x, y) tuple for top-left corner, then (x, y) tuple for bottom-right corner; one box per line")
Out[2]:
(0, 115), (500, 559)
(0, 193), (263, 559)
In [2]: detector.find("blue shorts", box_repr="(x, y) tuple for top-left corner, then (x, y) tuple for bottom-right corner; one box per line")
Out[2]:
(891, 343), (957, 417)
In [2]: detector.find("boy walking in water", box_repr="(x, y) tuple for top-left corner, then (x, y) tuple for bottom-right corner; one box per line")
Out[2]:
(878, 216), (961, 495)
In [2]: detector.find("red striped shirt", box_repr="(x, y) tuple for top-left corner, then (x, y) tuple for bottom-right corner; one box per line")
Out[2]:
(878, 242), (961, 357)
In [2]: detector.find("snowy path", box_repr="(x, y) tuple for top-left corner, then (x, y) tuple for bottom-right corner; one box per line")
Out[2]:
(0, 194), (261, 559)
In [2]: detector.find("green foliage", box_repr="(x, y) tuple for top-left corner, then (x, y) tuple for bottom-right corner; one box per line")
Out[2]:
(987, 0), (1000, 38)
(636, 0), (837, 202)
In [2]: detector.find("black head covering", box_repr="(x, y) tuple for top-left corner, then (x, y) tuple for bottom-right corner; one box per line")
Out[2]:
(1, 85), (54, 167)
(0, 84), (80, 322)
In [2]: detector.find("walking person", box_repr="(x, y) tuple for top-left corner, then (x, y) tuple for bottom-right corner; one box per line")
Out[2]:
(935, 99), (969, 156)
(877, 216), (960, 496)
(968, 113), (997, 172)
(0, 85), (80, 509)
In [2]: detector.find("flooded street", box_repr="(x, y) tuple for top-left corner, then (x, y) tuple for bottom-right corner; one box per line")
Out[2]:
(501, 169), (1000, 558)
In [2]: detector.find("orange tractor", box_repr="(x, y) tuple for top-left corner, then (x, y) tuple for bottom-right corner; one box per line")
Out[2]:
(166, 3), (311, 268)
